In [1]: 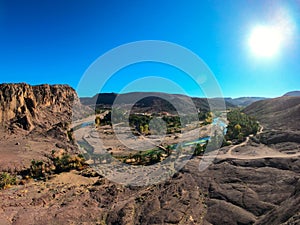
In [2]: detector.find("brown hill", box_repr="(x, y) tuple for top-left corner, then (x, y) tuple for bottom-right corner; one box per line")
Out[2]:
(243, 96), (300, 131)
(80, 92), (235, 113)
(225, 96), (267, 107)
(284, 91), (300, 97)
(0, 83), (81, 171)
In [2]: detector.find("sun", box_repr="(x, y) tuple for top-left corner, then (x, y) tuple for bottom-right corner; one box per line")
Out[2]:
(248, 25), (283, 58)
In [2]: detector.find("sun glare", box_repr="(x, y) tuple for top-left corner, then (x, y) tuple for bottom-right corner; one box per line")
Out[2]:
(248, 25), (283, 58)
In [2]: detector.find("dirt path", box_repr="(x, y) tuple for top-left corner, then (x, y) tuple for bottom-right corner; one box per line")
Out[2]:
(227, 136), (250, 155)
(226, 124), (264, 156)
(212, 124), (300, 160)
(257, 124), (264, 135)
(210, 151), (300, 160)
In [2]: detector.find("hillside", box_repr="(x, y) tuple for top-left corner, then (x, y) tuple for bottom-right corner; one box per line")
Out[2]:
(243, 96), (300, 131)
(80, 92), (236, 113)
(284, 91), (300, 97)
(0, 83), (82, 171)
(0, 83), (79, 131)
(81, 93), (269, 111)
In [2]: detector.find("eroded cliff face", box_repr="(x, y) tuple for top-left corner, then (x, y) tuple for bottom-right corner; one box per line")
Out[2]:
(0, 83), (79, 130)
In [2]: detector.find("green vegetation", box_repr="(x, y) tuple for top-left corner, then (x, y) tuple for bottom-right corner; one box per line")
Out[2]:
(193, 143), (207, 156)
(94, 107), (212, 135)
(0, 172), (16, 189)
(28, 151), (87, 179)
(120, 138), (208, 163)
(202, 112), (213, 125)
(162, 115), (180, 130)
(52, 153), (86, 173)
(129, 114), (151, 134)
(225, 109), (259, 143)
(128, 112), (211, 135)
(99, 111), (113, 126)
(115, 148), (167, 166)
(30, 160), (46, 178)
(0, 152), (87, 189)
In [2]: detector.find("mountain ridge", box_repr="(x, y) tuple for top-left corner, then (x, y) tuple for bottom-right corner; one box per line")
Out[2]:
(284, 91), (300, 97)
(80, 92), (267, 111)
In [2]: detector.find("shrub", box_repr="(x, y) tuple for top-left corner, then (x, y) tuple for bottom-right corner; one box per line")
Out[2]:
(0, 172), (16, 189)
(193, 143), (205, 156)
(53, 153), (86, 173)
(26, 151), (87, 180)
(30, 160), (46, 179)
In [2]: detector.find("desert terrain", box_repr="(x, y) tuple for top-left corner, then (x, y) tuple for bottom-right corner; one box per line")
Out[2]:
(0, 83), (300, 224)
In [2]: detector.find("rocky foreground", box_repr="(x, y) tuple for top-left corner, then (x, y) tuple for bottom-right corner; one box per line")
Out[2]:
(0, 83), (300, 224)
(0, 142), (300, 225)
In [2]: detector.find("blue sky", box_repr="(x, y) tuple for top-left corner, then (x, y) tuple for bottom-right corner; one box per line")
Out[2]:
(0, 0), (299, 98)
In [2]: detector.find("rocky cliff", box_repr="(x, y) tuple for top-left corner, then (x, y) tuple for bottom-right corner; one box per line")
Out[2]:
(0, 83), (79, 131)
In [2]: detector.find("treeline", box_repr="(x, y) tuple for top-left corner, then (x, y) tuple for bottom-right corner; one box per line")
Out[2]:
(129, 112), (212, 135)
(95, 108), (213, 135)
(225, 109), (259, 143)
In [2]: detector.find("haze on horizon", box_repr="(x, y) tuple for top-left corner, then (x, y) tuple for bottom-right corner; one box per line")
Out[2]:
(0, 0), (299, 98)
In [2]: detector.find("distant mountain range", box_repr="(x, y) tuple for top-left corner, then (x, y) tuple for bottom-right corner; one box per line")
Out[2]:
(80, 93), (269, 111)
(225, 97), (267, 107)
(80, 92), (233, 113)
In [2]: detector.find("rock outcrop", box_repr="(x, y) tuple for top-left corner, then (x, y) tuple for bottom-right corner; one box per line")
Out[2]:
(0, 83), (79, 131)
